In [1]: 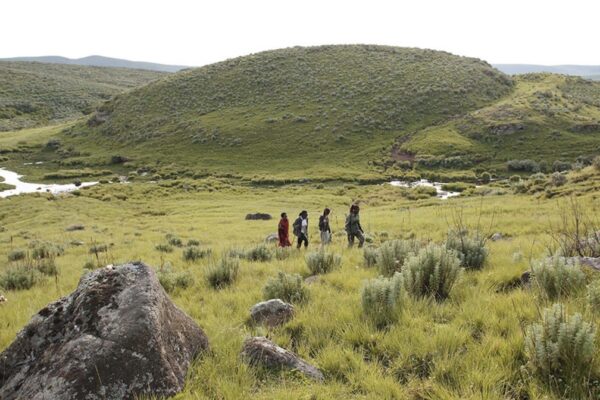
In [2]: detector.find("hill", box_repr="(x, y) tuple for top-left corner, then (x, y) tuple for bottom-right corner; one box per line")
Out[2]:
(0, 61), (165, 131)
(62, 45), (513, 180)
(397, 73), (600, 171)
(494, 64), (600, 79)
(0, 55), (187, 73)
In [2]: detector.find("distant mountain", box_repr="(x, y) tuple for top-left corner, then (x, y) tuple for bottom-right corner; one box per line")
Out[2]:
(0, 55), (187, 73)
(494, 64), (600, 80)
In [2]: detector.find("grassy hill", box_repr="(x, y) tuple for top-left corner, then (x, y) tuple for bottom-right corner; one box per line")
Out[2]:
(62, 45), (513, 180)
(0, 61), (165, 131)
(398, 74), (600, 171)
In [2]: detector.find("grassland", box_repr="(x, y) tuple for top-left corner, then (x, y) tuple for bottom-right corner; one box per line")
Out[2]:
(0, 61), (165, 131)
(1, 167), (600, 399)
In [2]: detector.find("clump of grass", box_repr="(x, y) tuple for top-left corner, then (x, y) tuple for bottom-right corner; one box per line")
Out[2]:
(262, 272), (308, 303)
(361, 272), (405, 327)
(157, 266), (194, 293)
(7, 249), (26, 262)
(587, 280), (600, 312)
(363, 246), (379, 267)
(88, 244), (108, 254)
(30, 241), (64, 259)
(166, 233), (183, 247)
(377, 239), (417, 276)
(245, 244), (273, 262)
(155, 244), (174, 253)
(36, 258), (58, 276)
(445, 230), (488, 269)
(524, 303), (596, 390)
(182, 246), (212, 261)
(275, 247), (292, 260)
(206, 256), (240, 289)
(0, 267), (40, 290)
(187, 239), (201, 246)
(305, 250), (341, 275)
(531, 257), (586, 300)
(402, 244), (461, 300)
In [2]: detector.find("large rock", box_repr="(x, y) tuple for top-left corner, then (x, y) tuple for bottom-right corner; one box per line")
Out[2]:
(250, 299), (294, 327)
(574, 257), (600, 271)
(0, 262), (209, 400)
(241, 336), (324, 381)
(245, 213), (272, 220)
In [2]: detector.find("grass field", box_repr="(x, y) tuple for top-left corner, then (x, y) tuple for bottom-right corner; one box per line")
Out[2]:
(2, 169), (600, 399)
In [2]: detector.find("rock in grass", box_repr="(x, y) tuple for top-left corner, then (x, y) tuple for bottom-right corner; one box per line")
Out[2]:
(521, 270), (531, 288)
(241, 336), (324, 381)
(0, 294), (6, 303)
(0, 262), (209, 400)
(574, 257), (600, 272)
(490, 232), (504, 241)
(265, 233), (278, 243)
(65, 224), (85, 231)
(250, 299), (294, 327)
(245, 213), (272, 220)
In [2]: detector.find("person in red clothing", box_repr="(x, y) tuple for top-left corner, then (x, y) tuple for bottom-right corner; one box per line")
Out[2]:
(278, 212), (291, 247)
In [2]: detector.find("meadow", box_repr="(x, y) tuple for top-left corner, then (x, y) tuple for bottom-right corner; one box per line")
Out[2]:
(1, 171), (600, 399)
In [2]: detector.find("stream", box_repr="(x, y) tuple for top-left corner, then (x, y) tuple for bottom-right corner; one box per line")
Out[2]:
(0, 168), (97, 198)
(388, 179), (461, 199)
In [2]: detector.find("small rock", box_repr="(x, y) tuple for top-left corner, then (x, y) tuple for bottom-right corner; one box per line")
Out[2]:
(70, 240), (85, 246)
(250, 299), (294, 327)
(573, 257), (600, 271)
(0, 295), (7, 303)
(520, 271), (531, 287)
(490, 233), (504, 241)
(265, 233), (278, 243)
(245, 213), (272, 221)
(66, 224), (85, 232)
(304, 275), (319, 285)
(241, 336), (324, 381)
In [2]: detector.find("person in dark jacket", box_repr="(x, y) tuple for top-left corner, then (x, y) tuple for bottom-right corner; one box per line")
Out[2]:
(319, 208), (332, 245)
(293, 210), (309, 249)
(278, 212), (291, 247)
(345, 204), (365, 248)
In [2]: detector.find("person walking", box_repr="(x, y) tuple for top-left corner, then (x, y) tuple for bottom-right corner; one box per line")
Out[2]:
(278, 212), (291, 247)
(293, 210), (309, 249)
(345, 204), (365, 248)
(319, 208), (332, 245)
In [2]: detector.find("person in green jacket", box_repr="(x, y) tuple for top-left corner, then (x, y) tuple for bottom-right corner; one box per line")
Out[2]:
(345, 204), (365, 248)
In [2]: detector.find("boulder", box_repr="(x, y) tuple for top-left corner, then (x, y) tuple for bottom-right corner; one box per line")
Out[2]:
(65, 224), (85, 232)
(0, 262), (209, 400)
(250, 299), (294, 327)
(520, 271), (531, 288)
(0, 294), (6, 303)
(241, 337), (324, 381)
(245, 213), (272, 221)
(490, 232), (504, 241)
(265, 233), (278, 243)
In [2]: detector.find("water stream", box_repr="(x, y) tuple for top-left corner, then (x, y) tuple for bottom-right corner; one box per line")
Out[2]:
(388, 179), (461, 199)
(0, 168), (97, 198)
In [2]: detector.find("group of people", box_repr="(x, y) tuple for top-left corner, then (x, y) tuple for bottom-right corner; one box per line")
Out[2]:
(277, 205), (365, 249)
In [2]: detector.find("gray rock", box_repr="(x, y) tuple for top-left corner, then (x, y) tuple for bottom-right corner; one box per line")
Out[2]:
(304, 275), (319, 285)
(0, 294), (6, 303)
(65, 224), (85, 232)
(241, 337), (324, 381)
(573, 257), (600, 271)
(490, 232), (504, 241)
(0, 262), (209, 400)
(265, 233), (278, 243)
(245, 213), (272, 220)
(250, 299), (294, 327)
(520, 271), (531, 287)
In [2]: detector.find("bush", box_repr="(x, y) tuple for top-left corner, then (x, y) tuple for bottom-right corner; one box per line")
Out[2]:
(36, 258), (58, 276)
(479, 172), (491, 184)
(361, 272), (405, 327)
(550, 172), (567, 186)
(155, 244), (173, 253)
(552, 160), (572, 172)
(587, 280), (600, 311)
(445, 230), (488, 269)
(245, 244), (273, 262)
(30, 241), (64, 259)
(182, 246), (211, 261)
(187, 239), (200, 246)
(275, 247), (292, 260)
(206, 256), (239, 289)
(509, 175), (521, 183)
(524, 303), (595, 386)
(262, 272), (308, 303)
(158, 267), (194, 293)
(166, 234), (183, 247)
(377, 239), (417, 276)
(531, 257), (586, 299)
(507, 159), (539, 172)
(593, 155), (600, 171)
(7, 249), (26, 262)
(363, 246), (379, 267)
(402, 244), (461, 300)
(0, 268), (39, 290)
(305, 250), (341, 274)
(88, 244), (108, 254)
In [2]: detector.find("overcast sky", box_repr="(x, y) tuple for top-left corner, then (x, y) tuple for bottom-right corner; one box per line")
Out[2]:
(2, 0), (598, 66)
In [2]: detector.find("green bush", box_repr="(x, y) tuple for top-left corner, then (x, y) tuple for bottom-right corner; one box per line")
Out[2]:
(166, 234), (183, 247)
(377, 239), (417, 276)
(155, 244), (173, 253)
(305, 250), (341, 274)
(479, 172), (491, 184)
(7, 249), (26, 262)
(187, 239), (201, 246)
(525, 303), (595, 387)
(587, 281), (600, 311)
(36, 258), (58, 276)
(402, 244), (461, 300)
(275, 247), (292, 260)
(593, 155), (600, 171)
(245, 244), (273, 262)
(361, 272), (405, 327)
(0, 268), (39, 290)
(363, 246), (379, 268)
(206, 256), (239, 289)
(509, 175), (521, 183)
(445, 230), (488, 269)
(158, 267), (194, 293)
(182, 246), (212, 261)
(531, 257), (586, 299)
(550, 172), (567, 186)
(30, 241), (64, 259)
(263, 272), (308, 303)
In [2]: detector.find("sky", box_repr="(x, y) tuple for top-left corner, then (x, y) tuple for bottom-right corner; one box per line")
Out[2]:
(1, 0), (598, 67)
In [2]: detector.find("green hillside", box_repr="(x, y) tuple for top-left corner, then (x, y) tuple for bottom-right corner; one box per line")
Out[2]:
(0, 61), (165, 131)
(63, 45), (513, 179)
(398, 74), (600, 171)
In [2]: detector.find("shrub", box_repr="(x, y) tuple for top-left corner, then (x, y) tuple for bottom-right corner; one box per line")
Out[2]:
(445, 230), (488, 269)
(36, 258), (58, 276)
(377, 239), (417, 276)
(30, 241), (64, 259)
(507, 159), (539, 172)
(305, 250), (342, 274)
(182, 246), (211, 261)
(509, 175), (521, 183)
(88, 244), (108, 254)
(529, 173), (547, 185)
(187, 239), (201, 246)
(166, 234), (183, 247)
(531, 257), (586, 299)
(402, 244), (461, 300)
(275, 247), (292, 260)
(550, 172), (567, 186)
(587, 280), (600, 311)
(158, 267), (194, 293)
(363, 246), (379, 267)
(206, 256), (239, 289)
(479, 172), (491, 184)
(262, 272), (308, 303)
(245, 244), (273, 262)
(524, 303), (595, 386)
(7, 249), (26, 262)
(155, 244), (173, 253)
(0, 268), (39, 290)
(552, 160), (572, 172)
(361, 272), (405, 327)
(593, 155), (600, 171)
